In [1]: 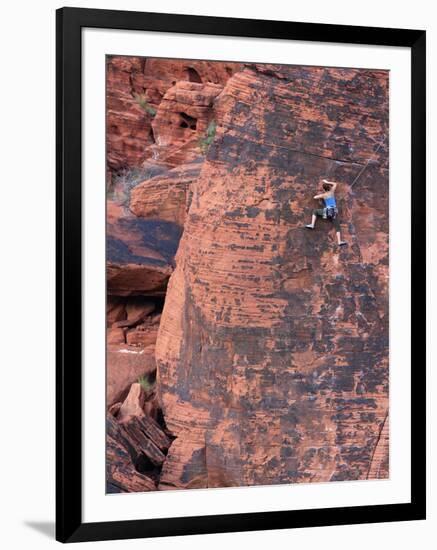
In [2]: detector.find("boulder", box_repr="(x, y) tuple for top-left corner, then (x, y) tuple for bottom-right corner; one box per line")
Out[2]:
(126, 326), (159, 347)
(106, 414), (159, 492)
(125, 297), (155, 321)
(130, 161), (202, 226)
(113, 299), (155, 328)
(106, 201), (177, 296)
(107, 344), (156, 406)
(117, 383), (145, 422)
(107, 327), (126, 345)
(106, 296), (127, 326)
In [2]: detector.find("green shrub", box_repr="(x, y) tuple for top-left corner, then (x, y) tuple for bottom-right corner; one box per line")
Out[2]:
(198, 119), (217, 154)
(133, 93), (157, 117)
(137, 375), (154, 393)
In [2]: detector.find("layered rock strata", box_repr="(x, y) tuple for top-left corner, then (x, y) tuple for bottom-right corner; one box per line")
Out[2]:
(105, 58), (242, 493)
(156, 64), (389, 489)
(106, 56), (242, 174)
(106, 58), (389, 492)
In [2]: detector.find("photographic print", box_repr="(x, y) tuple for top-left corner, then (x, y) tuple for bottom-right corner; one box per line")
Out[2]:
(105, 56), (389, 493)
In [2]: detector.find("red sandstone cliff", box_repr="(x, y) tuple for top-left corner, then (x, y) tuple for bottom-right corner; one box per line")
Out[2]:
(106, 60), (242, 421)
(155, 64), (389, 489)
(106, 56), (242, 173)
(106, 58), (389, 492)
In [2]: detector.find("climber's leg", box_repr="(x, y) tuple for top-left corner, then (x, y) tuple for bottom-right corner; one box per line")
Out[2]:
(336, 232), (347, 246)
(333, 217), (347, 246)
(305, 209), (323, 229)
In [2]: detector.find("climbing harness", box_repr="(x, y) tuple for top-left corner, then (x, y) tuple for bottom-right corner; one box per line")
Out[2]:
(323, 206), (338, 220)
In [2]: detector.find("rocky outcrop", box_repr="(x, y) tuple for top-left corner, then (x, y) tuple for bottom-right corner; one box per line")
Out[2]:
(106, 412), (172, 492)
(130, 161), (201, 226)
(106, 56), (155, 173)
(106, 58), (389, 492)
(147, 81), (223, 167)
(156, 64), (389, 489)
(107, 344), (156, 406)
(106, 56), (243, 174)
(106, 58), (243, 493)
(106, 202), (177, 297)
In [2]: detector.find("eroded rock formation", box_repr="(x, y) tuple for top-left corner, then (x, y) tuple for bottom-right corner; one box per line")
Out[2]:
(105, 58), (243, 493)
(156, 64), (389, 489)
(106, 57), (389, 492)
(106, 56), (243, 173)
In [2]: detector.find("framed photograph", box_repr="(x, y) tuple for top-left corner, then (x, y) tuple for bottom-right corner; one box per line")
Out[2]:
(56, 7), (426, 543)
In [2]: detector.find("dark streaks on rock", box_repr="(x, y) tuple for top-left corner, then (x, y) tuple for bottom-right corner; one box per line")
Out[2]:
(156, 64), (389, 488)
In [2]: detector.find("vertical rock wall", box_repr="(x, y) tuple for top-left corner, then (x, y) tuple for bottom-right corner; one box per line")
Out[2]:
(105, 57), (243, 491)
(156, 64), (389, 488)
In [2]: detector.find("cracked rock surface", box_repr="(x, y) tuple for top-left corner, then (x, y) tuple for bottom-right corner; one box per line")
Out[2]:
(106, 58), (389, 491)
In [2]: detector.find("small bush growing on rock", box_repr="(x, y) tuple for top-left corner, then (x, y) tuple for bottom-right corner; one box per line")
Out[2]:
(108, 165), (167, 205)
(138, 374), (154, 394)
(198, 120), (217, 154)
(133, 93), (157, 117)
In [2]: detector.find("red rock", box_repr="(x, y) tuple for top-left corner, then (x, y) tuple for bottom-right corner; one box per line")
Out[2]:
(109, 414), (171, 468)
(140, 58), (243, 96)
(367, 413), (389, 479)
(106, 414), (158, 492)
(108, 402), (122, 417)
(107, 201), (177, 296)
(125, 297), (155, 321)
(113, 317), (141, 329)
(130, 414), (172, 454)
(156, 64), (389, 489)
(117, 383), (145, 422)
(106, 57), (242, 173)
(106, 56), (154, 172)
(107, 434), (157, 493)
(106, 59), (390, 491)
(147, 81), (223, 167)
(107, 344), (156, 406)
(113, 300), (155, 328)
(107, 327), (126, 345)
(150, 313), (162, 326)
(107, 296), (127, 326)
(107, 262), (172, 297)
(130, 161), (201, 225)
(126, 326), (159, 347)
(143, 393), (159, 421)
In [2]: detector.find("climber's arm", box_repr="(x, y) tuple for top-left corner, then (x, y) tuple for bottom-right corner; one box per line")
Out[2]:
(314, 192), (329, 200)
(323, 179), (338, 191)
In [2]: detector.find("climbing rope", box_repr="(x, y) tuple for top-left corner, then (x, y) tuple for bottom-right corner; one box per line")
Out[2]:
(349, 135), (387, 189)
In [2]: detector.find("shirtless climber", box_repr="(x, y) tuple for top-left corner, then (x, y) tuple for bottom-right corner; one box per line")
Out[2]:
(305, 179), (347, 247)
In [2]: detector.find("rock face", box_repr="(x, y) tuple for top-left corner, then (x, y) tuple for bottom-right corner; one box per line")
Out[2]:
(106, 57), (389, 492)
(156, 64), (389, 489)
(106, 413), (172, 493)
(106, 56), (243, 174)
(107, 202), (177, 297)
(130, 161), (201, 226)
(107, 344), (156, 406)
(105, 57), (243, 493)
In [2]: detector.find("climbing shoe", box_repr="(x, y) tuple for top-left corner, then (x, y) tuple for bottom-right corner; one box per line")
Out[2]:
(338, 241), (347, 246)
(305, 224), (314, 229)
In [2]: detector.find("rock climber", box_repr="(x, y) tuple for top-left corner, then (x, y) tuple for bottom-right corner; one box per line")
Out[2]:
(305, 179), (347, 246)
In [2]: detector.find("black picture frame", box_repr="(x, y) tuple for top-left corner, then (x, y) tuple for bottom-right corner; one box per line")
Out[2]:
(56, 6), (426, 543)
